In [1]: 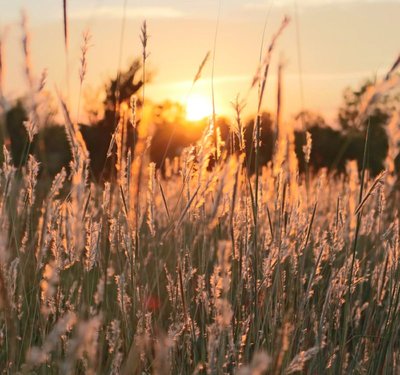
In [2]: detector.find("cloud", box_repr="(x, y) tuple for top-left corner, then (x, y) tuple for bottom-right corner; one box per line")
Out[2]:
(70, 6), (185, 20)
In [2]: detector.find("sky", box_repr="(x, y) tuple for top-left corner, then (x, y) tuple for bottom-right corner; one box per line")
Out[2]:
(1, 0), (399, 124)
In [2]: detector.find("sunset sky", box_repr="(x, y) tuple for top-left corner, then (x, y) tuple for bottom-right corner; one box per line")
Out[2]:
(1, 0), (399, 124)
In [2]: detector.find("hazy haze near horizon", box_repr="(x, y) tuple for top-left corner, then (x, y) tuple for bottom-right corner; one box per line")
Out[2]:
(1, 0), (399, 123)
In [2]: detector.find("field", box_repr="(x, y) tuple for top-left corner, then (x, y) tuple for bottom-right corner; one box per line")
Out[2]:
(1, 116), (400, 374)
(1, 3), (400, 375)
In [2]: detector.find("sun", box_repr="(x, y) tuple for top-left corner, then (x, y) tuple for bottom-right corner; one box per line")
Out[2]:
(185, 95), (213, 122)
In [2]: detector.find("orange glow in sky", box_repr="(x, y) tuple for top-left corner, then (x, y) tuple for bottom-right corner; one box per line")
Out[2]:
(1, 1), (399, 124)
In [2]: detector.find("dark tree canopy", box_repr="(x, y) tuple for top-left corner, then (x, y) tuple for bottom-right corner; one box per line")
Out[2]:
(338, 81), (391, 175)
(2, 60), (145, 181)
(2, 71), (397, 182)
(102, 58), (144, 125)
(294, 112), (347, 174)
(6, 100), (28, 167)
(80, 60), (145, 180)
(243, 112), (274, 174)
(294, 80), (394, 177)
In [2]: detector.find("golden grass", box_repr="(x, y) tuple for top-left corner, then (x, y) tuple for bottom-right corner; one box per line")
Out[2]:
(0, 9), (399, 375)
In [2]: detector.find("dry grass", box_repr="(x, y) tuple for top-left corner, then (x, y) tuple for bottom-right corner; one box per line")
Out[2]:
(0, 9), (400, 375)
(1, 112), (400, 373)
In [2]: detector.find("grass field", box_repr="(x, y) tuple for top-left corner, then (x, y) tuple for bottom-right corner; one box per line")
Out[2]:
(0, 4), (400, 375)
(1, 118), (400, 374)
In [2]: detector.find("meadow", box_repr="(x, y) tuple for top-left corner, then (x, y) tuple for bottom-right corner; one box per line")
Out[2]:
(0, 6), (400, 375)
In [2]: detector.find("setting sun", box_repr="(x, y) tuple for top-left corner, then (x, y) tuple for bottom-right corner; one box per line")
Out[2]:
(1, 0), (400, 372)
(185, 94), (213, 122)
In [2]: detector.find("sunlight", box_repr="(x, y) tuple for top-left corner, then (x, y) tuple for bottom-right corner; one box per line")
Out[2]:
(185, 94), (213, 121)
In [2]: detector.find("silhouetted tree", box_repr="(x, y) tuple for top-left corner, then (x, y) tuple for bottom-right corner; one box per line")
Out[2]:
(206, 112), (274, 173)
(80, 59), (145, 181)
(294, 111), (346, 174)
(36, 126), (71, 177)
(338, 81), (390, 176)
(244, 112), (274, 174)
(5, 70), (396, 182)
(6, 100), (29, 167)
(216, 116), (235, 154)
(4, 60), (145, 182)
(102, 58), (144, 125)
(149, 101), (205, 172)
(5, 100), (71, 178)
(295, 81), (393, 177)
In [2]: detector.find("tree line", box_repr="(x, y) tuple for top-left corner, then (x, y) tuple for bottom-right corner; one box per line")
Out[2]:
(1, 61), (399, 182)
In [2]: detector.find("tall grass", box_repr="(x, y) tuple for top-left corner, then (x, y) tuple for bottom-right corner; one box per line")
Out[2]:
(0, 9), (400, 375)
(1, 111), (400, 373)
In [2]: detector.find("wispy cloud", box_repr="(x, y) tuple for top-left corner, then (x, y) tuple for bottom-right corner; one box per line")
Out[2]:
(70, 6), (185, 20)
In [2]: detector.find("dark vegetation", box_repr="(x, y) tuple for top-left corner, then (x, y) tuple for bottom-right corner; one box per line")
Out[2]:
(0, 62), (397, 182)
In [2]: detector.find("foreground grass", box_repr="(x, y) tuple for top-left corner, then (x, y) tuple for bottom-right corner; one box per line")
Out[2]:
(0, 128), (399, 374)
